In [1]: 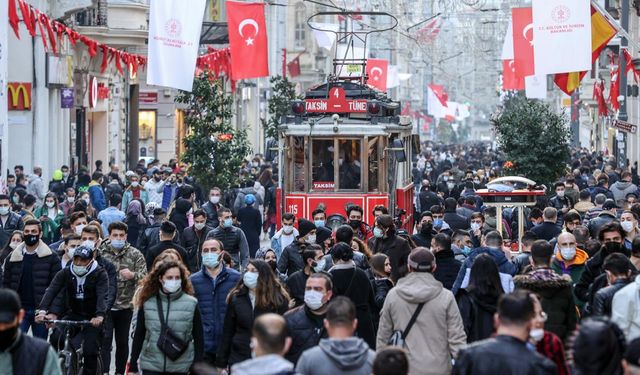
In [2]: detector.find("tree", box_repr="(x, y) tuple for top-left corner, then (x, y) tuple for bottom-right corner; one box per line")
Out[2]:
(175, 72), (251, 190)
(436, 120), (458, 144)
(262, 75), (298, 139)
(492, 94), (570, 187)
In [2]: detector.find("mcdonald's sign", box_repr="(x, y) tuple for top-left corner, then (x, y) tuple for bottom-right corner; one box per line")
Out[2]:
(7, 83), (32, 111)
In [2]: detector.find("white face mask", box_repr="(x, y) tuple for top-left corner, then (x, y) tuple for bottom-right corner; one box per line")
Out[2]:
(9, 242), (18, 249)
(210, 196), (221, 204)
(283, 225), (294, 235)
(470, 222), (481, 231)
(622, 221), (635, 233)
(75, 224), (87, 235)
(556, 190), (565, 198)
(45, 201), (55, 208)
(304, 290), (325, 310)
(529, 328), (544, 342)
(559, 246), (576, 261)
(194, 222), (206, 231)
(306, 234), (316, 244)
(131, 181), (139, 188)
(163, 279), (181, 294)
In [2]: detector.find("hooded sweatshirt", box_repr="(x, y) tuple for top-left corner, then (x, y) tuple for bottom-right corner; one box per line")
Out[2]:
(231, 354), (295, 375)
(295, 338), (375, 375)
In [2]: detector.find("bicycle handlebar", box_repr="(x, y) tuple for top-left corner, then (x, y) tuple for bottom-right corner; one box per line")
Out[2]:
(42, 319), (93, 326)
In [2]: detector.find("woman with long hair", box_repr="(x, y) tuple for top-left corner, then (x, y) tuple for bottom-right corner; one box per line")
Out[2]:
(0, 230), (22, 265)
(367, 253), (393, 331)
(216, 259), (290, 370)
(34, 192), (64, 244)
(456, 253), (505, 342)
(125, 199), (148, 246)
(128, 260), (203, 375)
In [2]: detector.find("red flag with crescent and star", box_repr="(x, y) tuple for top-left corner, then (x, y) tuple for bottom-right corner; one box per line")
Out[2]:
(366, 59), (388, 92)
(227, 1), (269, 80)
(512, 7), (534, 78)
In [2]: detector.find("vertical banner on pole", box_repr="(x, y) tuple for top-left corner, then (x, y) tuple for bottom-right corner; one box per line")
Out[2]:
(0, 0), (8, 180)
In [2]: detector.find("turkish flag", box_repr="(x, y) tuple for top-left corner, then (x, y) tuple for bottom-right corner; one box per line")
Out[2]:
(512, 7), (534, 78)
(227, 1), (269, 80)
(366, 59), (388, 91)
(502, 60), (525, 90)
(287, 56), (301, 77)
(428, 84), (448, 106)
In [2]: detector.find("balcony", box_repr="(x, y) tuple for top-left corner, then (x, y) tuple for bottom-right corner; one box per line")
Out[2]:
(75, 0), (149, 47)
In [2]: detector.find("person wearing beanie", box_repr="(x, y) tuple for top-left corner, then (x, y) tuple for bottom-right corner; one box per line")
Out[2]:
(238, 194), (262, 258)
(315, 226), (333, 253)
(278, 218), (316, 277)
(328, 242), (377, 348)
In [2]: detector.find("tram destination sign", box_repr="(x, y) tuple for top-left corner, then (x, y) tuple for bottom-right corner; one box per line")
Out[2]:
(611, 119), (638, 134)
(305, 87), (368, 113)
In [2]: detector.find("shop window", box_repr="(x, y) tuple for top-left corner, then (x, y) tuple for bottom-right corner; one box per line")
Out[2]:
(139, 110), (157, 159)
(311, 139), (335, 190)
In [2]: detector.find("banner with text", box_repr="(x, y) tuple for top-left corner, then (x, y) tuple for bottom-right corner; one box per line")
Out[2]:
(147, 0), (207, 91)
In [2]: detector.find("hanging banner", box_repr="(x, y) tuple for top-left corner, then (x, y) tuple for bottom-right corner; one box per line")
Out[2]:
(147, 0), (207, 91)
(61, 88), (74, 108)
(525, 75), (547, 99)
(227, 1), (269, 80)
(532, 0), (591, 75)
(501, 20), (514, 60)
(366, 59), (388, 92)
(512, 7), (535, 77)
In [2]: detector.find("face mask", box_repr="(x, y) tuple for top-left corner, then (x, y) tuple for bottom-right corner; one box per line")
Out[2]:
(72, 264), (89, 277)
(313, 259), (326, 273)
(0, 207), (9, 216)
(473, 179), (480, 184)
(434, 218), (444, 227)
(470, 222), (481, 231)
(560, 247), (576, 261)
(67, 246), (77, 258)
(63, 172), (70, 178)
(0, 324), (18, 350)
(7, 184), (15, 190)
(283, 225), (294, 235)
(556, 191), (565, 198)
(622, 221), (635, 233)
(163, 279), (182, 293)
(24, 234), (39, 246)
(314, 220), (325, 228)
(304, 290), (325, 310)
(194, 222), (206, 231)
(605, 241), (623, 255)
(267, 260), (277, 271)
(529, 328), (544, 342)
(202, 252), (220, 268)
(9, 242), (18, 250)
(420, 223), (432, 235)
(373, 227), (384, 238)
(243, 272), (259, 289)
(463, 246), (472, 255)
(82, 240), (96, 250)
(447, 182), (455, 190)
(45, 202), (55, 208)
(67, 197), (75, 203)
(443, 176), (449, 182)
(131, 181), (139, 188)
(83, 198), (90, 205)
(154, 176), (161, 182)
(532, 221), (541, 227)
(223, 218), (233, 228)
(141, 181), (146, 187)
(306, 234), (316, 244)
(349, 220), (361, 229)
(75, 224), (86, 235)
(111, 239), (125, 250)
(210, 196), (221, 204)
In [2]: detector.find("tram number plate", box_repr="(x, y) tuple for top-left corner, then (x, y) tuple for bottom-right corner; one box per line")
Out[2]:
(305, 87), (368, 113)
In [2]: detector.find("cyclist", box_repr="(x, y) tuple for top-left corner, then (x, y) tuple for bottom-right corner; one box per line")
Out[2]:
(36, 245), (108, 375)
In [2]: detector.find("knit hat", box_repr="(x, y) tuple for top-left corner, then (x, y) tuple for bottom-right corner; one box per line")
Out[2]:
(52, 169), (63, 181)
(316, 226), (332, 244)
(298, 218), (316, 238)
(244, 194), (256, 205)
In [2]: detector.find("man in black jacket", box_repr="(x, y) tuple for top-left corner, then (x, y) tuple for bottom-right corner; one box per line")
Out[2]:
(444, 197), (469, 231)
(587, 200), (618, 239)
(592, 253), (633, 317)
(136, 207), (180, 256)
(286, 246), (325, 308)
(181, 209), (213, 272)
(146, 221), (189, 268)
(284, 273), (333, 364)
(206, 207), (249, 271)
(2, 219), (60, 339)
(531, 207), (562, 241)
(0, 194), (24, 249)
(37, 245), (108, 375)
(412, 211), (434, 248)
(201, 187), (223, 228)
(418, 180), (442, 215)
(278, 219), (316, 277)
(452, 290), (556, 374)
(431, 233), (461, 290)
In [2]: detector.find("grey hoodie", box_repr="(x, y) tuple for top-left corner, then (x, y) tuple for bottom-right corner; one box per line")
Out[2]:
(231, 354), (295, 375)
(296, 338), (375, 375)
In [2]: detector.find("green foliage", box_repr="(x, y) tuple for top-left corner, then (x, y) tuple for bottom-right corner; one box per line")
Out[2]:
(175, 72), (251, 190)
(492, 95), (570, 187)
(262, 76), (298, 139)
(436, 120), (458, 144)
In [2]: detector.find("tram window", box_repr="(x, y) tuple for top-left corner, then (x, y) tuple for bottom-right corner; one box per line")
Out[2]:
(338, 139), (361, 190)
(368, 137), (379, 192)
(292, 136), (305, 192)
(311, 139), (335, 190)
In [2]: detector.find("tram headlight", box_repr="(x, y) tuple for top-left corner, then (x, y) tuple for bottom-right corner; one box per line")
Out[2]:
(291, 100), (306, 115)
(367, 100), (381, 116)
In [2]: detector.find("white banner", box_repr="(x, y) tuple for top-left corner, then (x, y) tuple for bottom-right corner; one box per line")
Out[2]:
(532, 0), (591, 75)
(147, 0), (207, 91)
(501, 20), (514, 60)
(525, 75), (547, 99)
(310, 22), (339, 51)
(427, 88), (446, 118)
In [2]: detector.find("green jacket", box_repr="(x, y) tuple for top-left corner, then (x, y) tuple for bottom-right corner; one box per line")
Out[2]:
(99, 240), (147, 310)
(33, 207), (63, 242)
(140, 291), (198, 373)
(0, 332), (61, 375)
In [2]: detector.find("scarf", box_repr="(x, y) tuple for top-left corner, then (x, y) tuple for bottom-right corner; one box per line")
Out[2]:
(127, 200), (147, 225)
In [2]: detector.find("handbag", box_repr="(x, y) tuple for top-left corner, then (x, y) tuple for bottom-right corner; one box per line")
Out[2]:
(387, 302), (425, 347)
(155, 296), (189, 361)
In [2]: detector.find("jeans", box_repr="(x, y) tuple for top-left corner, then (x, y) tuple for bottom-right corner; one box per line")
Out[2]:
(20, 309), (48, 339)
(103, 309), (133, 374)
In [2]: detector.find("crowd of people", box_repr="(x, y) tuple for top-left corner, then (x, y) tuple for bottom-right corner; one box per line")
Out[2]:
(4, 146), (640, 374)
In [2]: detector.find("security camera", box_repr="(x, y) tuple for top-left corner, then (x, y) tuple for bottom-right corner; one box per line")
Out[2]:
(332, 113), (340, 121)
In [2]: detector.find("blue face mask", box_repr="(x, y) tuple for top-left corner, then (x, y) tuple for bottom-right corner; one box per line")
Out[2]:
(243, 271), (259, 289)
(314, 220), (325, 228)
(373, 227), (384, 238)
(111, 239), (125, 250)
(202, 252), (220, 268)
(463, 246), (471, 255)
(434, 218), (444, 227)
(223, 218), (233, 228)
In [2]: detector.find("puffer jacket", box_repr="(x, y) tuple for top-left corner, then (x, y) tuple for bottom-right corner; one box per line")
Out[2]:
(433, 249), (462, 290)
(592, 278), (632, 317)
(612, 275), (640, 341)
(377, 271), (466, 375)
(610, 180), (638, 207)
(98, 240), (147, 310)
(190, 265), (240, 354)
(2, 241), (61, 308)
(284, 305), (327, 364)
(513, 268), (577, 341)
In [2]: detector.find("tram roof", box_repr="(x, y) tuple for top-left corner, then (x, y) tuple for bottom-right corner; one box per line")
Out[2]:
(279, 120), (413, 137)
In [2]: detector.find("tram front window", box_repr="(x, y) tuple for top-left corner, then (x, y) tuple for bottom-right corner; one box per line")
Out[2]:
(312, 139), (335, 190)
(292, 136), (305, 192)
(339, 139), (361, 190)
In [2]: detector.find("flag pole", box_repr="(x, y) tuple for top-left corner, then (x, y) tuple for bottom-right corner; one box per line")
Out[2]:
(591, 0), (640, 51)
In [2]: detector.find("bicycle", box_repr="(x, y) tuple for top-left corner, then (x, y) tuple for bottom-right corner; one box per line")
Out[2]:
(43, 319), (103, 375)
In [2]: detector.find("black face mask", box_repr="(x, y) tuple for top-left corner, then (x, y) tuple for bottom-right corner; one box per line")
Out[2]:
(604, 241), (629, 257)
(154, 176), (161, 182)
(349, 220), (361, 229)
(0, 324), (18, 351)
(24, 234), (39, 246)
(420, 223), (432, 235)
(267, 260), (277, 271)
